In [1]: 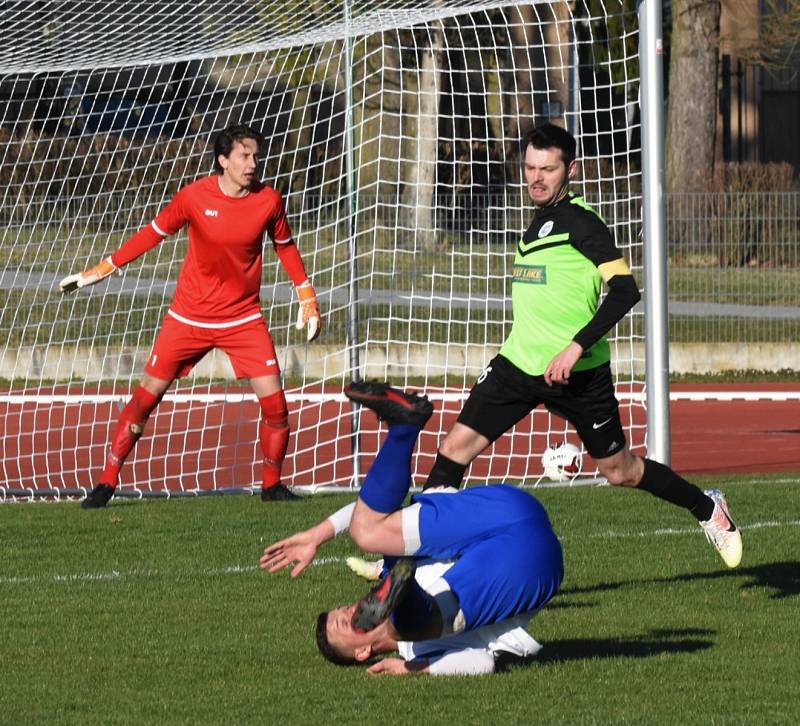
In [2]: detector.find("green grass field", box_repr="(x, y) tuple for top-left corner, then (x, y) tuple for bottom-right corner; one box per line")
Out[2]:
(2, 474), (799, 725)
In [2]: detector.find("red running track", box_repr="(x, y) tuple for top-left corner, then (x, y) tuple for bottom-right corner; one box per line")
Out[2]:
(1, 384), (798, 494)
(666, 384), (799, 476)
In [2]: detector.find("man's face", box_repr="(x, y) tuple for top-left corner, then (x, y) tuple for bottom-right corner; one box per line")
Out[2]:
(325, 604), (376, 661)
(523, 145), (576, 207)
(218, 138), (259, 190)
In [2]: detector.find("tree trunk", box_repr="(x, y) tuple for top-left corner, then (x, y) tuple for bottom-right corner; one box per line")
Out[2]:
(403, 24), (443, 251)
(666, 0), (721, 192)
(505, 5), (540, 141)
(448, 43), (490, 193)
(542, 1), (572, 126)
(499, 4), (547, 186)
(375, 30), (403, 200)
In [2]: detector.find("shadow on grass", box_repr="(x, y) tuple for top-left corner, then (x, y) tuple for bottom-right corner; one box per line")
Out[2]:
(496, 628), (714, 672)
(556, 560), (800, 603)
(662, 561), (800, 600)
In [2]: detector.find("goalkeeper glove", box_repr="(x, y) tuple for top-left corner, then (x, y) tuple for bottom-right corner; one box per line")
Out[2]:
(59, 257), (118, 293)
(295, 280), (321, 342)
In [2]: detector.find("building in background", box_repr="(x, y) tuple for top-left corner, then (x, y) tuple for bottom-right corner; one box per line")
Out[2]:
(717, 0), (800, 172)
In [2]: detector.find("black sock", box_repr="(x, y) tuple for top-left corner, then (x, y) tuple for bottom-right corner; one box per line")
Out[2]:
(636, 458), (714, 521)
(424, 452), (467, 490)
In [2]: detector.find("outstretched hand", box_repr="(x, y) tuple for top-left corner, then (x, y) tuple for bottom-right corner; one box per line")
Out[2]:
(59, 256), (118, 293)
(260, 529), (319, 577)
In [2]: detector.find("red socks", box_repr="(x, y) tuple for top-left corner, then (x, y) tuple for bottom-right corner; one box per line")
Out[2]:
(258, 390), (290, 490)
(100, 386), (161, 487)
(100, 386), (290, 491)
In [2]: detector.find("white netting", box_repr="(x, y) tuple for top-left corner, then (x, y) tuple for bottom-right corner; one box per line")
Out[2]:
(0, 0), (645, 498)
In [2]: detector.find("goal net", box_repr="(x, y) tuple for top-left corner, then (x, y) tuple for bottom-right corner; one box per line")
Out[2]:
(0, 0), (646, 499)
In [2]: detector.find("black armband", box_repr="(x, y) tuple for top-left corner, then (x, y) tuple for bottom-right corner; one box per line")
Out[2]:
(572, 274), (641, 351)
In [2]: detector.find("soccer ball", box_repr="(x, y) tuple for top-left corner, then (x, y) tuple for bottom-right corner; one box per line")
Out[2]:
(541, 443), (583, 482)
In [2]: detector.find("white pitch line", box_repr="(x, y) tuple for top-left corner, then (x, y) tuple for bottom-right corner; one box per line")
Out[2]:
(1, 569), (122, 585)
(0, 556), (345, 585)
(3, 390), (800, 405)
(565, 518), (800, 542)
(2, 519), (798, 586)
(715, 476), (800, 487)
(665, 391), (800, 402)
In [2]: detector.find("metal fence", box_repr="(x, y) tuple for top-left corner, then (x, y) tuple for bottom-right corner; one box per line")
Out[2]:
(4, 190), (799, 349)
(667, 192), (800, 267)
(665, 192), (800, 345)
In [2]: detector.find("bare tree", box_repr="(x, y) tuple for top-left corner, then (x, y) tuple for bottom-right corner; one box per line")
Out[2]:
(402, 23), (444, 250)
(542, 1), (573, 125)
(504, 5), (544, 141)
(734, 0), (800, 69)
(666, 0), (721, 193)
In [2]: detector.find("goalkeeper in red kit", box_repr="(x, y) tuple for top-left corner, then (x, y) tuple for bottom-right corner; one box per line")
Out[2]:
(59, 124), (321, 508)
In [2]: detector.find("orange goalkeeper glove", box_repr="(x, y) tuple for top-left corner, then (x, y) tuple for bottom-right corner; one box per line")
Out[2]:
(295, 280), (321, 342)
(59, 256), (118, 293)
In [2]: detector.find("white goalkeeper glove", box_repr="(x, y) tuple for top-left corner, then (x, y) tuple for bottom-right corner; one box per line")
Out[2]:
(59, 256), (118, 293)
(295, 280), (321, 342)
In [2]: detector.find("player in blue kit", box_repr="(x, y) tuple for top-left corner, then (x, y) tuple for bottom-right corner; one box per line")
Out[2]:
(260, 381), (563, 675)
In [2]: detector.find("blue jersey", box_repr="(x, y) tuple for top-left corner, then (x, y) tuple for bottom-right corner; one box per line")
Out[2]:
(405, 484), (563, 631)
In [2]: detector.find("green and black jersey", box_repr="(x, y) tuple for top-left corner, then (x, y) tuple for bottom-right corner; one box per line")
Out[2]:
(500, 191), (625, 377)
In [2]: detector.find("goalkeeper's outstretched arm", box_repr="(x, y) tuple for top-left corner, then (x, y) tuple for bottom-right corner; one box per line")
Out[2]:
(59, 224), (166, 294)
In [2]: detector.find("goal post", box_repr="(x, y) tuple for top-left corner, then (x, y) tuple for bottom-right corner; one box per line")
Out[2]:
(0, 0), (665, 499)
(638, 0), (671, 465)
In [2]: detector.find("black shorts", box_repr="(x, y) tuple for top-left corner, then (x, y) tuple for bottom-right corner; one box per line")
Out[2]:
(457, 354), (626, 460)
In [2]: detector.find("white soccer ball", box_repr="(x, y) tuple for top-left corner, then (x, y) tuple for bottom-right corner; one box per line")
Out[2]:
(541, 443), (583, 482)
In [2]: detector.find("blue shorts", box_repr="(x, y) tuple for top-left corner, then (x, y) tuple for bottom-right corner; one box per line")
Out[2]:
(408, 484), (563, 631)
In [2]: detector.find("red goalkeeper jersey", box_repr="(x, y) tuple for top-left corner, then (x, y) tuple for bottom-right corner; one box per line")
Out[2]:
(112, 175), (307, 327)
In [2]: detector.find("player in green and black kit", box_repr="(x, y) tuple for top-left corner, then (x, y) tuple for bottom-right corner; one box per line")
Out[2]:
(424, 123), (743, 569)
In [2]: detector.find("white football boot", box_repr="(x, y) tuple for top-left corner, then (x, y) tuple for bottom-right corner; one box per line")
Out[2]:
(699, 489), (742, 568)
(346, 556), (383, 581)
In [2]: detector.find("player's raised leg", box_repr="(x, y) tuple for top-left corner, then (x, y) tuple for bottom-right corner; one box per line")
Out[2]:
(344, 380), (434, 427)
(337, 384), (439, 637)
(344, 381), (433, 553)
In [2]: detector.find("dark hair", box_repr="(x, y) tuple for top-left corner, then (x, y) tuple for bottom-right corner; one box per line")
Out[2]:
(523, 123), (577, 166)
(213, 124), (264, 173)
(315, 611), (357, 666)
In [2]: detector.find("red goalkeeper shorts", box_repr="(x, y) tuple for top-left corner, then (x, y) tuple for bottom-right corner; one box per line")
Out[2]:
(145, 314), (280, 380)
